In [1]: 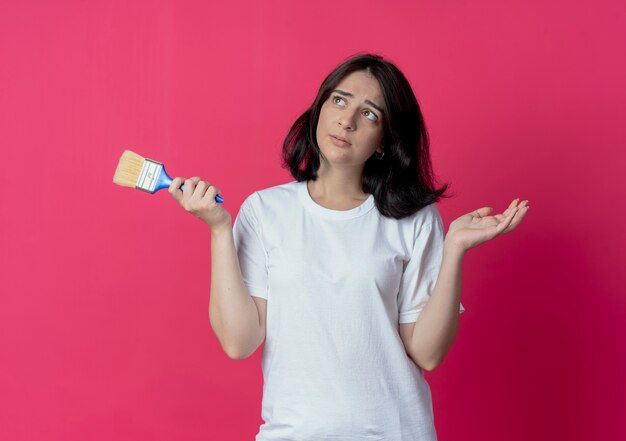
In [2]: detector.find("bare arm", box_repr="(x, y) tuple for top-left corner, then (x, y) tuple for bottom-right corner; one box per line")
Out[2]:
(209, 225), (266, 359)
(168, 176), (265, 360)
(399, 199), (528, 371)
(400, 241), (463, 371)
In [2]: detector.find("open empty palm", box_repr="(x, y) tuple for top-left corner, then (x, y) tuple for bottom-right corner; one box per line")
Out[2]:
(446, 198), (530, 252)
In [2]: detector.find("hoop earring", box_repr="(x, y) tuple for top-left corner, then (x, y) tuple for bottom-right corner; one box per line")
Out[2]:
(375, 150), (385, 160)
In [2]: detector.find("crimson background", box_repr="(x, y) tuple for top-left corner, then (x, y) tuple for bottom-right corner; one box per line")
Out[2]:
(1, 0), (625, 440)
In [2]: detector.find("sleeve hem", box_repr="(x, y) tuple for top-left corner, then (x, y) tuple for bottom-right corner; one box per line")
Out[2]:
(245, 283), (268, 300)
(399, 304), (466, 323)
(399, 309), (423, 324)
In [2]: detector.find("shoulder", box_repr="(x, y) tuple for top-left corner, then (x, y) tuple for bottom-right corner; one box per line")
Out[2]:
(391, 203), (444, 247)
(397, 202), (443, 234)
(419, 203), (443, 226)
(253, 180), (299, 201)
(239, 180), (300, 215)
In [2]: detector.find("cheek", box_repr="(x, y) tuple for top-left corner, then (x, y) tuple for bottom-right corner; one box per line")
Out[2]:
(318, 106), (331, 125)
(315, 114), (326, 145)
(316, 113), (324, 134)
(317, 108), (332, 135)
(365, 128), (384, 147)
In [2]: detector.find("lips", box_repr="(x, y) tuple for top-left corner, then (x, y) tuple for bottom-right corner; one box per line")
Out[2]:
(330, 135), (351, 145)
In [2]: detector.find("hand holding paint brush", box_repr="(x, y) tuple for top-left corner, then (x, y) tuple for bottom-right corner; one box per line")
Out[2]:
(167, 176), (231, 230)
(113, 150), (229, 229)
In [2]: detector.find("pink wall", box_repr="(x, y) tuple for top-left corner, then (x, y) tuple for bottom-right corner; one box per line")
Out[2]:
(1, 1), (624, 439)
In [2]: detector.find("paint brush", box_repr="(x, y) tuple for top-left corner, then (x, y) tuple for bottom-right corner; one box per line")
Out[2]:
(112, 149), (224, 202)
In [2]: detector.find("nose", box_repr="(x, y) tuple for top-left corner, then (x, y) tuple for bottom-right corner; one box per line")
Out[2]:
(337, 110), (357, 130)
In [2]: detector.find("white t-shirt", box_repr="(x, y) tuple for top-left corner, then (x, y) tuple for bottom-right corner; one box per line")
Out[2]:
(232, 180), (465, 441)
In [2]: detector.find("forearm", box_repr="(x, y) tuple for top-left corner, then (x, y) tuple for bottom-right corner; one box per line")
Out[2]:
(410, 240), (464, 370)
(209, 226), (262, 359)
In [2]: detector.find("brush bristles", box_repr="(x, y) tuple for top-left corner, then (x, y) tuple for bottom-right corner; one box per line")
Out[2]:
(113, 150), (146, 187)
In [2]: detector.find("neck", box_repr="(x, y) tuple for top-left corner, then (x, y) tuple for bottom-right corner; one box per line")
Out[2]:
(308, 161), (368, 204)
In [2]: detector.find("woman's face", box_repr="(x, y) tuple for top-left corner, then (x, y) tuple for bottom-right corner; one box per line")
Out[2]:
(315, 70), (386, 170)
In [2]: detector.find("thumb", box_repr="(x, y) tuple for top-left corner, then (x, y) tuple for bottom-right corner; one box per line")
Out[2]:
(471, 207), (493, 218)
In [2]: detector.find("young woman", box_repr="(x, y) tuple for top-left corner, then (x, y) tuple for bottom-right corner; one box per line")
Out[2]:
(169, 53), (528, 440)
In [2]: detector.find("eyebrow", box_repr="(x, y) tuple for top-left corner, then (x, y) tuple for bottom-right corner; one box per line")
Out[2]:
(333, 89), (385, 115)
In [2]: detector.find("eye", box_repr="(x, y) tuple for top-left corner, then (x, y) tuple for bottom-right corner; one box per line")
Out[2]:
(332, 95), (346, 106)
(363, 110), (378, 122)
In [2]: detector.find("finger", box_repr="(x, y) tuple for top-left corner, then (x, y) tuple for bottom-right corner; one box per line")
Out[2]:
(498, 198), (520, 218)
(496, 200), (528, 227)
(194, 180), (209, 199)
(508, 201), (529, 229)
(501, 198), (521, 216)
(169, 177), (184, 202)
(497, 206), (520, 233)
(471, 207), (493, 218)
(183, 177), (198, 200)
(201, 184), (221, 203)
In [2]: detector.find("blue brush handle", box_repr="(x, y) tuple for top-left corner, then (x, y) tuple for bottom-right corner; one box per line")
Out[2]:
(154, 165), (224, 203)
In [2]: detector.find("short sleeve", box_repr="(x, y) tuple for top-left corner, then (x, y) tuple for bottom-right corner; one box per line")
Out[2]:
(232, 194), (269, 299)
(397, 210), (466, 324)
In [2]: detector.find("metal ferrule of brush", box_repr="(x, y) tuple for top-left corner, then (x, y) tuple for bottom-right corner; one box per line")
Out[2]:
(136, 158), (166, 193)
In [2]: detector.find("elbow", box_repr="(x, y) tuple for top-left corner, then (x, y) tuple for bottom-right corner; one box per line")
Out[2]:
(212, 318), (264, 361)
(418, 354), (443, 372)
(225, 346), (250, 360)
(420, 338), (457, 371)
(210, 320), (255, 360)
(408, 352), (438, 372)
(225, 340), (261, 360)
(421, 360), (440, 372)
(226, 351), (248, 360)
